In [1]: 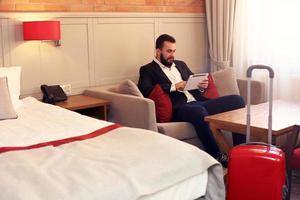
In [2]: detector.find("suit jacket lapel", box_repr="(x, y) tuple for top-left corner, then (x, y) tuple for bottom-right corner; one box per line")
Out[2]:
(151, 60), (172, 84)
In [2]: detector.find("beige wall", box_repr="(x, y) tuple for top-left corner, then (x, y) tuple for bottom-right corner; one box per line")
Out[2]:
(0, 12), (209, 98)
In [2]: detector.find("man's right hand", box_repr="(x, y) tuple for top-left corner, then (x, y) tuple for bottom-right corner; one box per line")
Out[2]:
(175, 81), (186, 91)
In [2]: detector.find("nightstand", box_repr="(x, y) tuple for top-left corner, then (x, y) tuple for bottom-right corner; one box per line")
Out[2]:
(56, 94), (111, 121)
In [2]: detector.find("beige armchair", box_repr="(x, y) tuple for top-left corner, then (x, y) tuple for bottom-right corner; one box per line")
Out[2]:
(84, 79), (265, 149)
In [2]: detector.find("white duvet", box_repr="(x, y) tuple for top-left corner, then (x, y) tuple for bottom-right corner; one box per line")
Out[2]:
(0, 97), (112, 147)
(0, 97), (221, 200)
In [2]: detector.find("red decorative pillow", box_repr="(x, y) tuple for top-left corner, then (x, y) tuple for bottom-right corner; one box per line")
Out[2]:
(148, 84), (172, 123)
(202, 74), (220, 99)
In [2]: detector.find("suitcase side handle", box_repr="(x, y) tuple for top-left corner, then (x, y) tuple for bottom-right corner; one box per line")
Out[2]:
(246, 65), (274, 78)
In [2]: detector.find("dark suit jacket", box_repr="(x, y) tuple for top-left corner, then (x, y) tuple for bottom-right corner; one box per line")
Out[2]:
(138, 60), (207, 115)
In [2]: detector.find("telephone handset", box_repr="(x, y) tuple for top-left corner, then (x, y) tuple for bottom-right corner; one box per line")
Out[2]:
(40, 84), (67, 104)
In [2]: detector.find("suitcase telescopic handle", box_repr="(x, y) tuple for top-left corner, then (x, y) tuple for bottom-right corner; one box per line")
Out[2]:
(246, 65), (274, 78)
(246, 65), (274, 144)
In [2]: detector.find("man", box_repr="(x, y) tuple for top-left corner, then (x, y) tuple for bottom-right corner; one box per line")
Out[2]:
(138, 34), (245, 166)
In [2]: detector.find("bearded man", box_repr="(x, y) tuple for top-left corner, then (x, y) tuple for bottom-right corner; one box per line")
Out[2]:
(138, 34), (246, 167)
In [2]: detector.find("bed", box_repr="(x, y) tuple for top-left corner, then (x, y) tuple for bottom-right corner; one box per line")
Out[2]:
(0, 67), (225, 200)
(0, 97), (225, 200)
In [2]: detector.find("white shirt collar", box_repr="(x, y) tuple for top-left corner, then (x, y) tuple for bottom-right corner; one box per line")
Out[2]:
(154, 57), (175, 70)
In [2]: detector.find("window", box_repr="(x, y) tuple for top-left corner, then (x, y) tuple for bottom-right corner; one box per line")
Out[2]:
(233, 0), (300, 100)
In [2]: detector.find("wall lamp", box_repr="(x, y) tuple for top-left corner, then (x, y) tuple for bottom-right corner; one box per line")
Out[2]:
(23, 21), (61, 46)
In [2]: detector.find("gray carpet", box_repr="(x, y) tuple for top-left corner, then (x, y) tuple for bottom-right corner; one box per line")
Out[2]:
(291, 170), (300, 200)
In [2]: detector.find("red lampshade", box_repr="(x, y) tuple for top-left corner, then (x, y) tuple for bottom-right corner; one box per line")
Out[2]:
(23, 21), (60, 41)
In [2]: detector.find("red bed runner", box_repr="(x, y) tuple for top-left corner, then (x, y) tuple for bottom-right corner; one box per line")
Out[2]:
(0, 124), (121, 153)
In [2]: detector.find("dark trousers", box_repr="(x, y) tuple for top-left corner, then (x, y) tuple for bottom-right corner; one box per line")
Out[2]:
(173, 95), (246, 158)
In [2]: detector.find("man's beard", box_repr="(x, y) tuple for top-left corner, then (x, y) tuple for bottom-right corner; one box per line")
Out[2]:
(160, 54), (174, 67)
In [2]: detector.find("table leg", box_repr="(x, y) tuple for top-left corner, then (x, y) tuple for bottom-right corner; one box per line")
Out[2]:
(285, 125), (300, 168)
(210, 123), (231, 154)
(285, 125), (300, 200)
(103, 105), (107, 121)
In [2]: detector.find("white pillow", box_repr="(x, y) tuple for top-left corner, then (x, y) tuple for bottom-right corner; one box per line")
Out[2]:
(0, 66), (22, 109)
(0, 76), (17, 120)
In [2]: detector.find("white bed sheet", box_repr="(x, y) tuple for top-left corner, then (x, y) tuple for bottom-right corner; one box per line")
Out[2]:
(0, 97), (112, 147)
(139, 172), (207, 200)
(0, 97), (221, 200)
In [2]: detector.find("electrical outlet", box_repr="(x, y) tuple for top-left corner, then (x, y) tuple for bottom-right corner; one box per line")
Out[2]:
(60, 84), (72, 95)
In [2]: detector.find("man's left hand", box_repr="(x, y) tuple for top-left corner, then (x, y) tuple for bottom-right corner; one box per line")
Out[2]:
(197, 78), (209, 89)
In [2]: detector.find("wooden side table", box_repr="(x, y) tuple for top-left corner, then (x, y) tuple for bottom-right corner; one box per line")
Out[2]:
(205, 100), (300, 154)
(56, 94), (111, 121)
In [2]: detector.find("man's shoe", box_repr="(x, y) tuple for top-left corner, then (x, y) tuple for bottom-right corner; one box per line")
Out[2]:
(216, 153), (228, 168)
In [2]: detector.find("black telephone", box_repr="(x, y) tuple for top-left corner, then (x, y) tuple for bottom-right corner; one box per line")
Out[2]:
(40, 84), (67, 104)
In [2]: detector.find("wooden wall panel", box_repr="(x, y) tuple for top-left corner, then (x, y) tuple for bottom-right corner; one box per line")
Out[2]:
(94, 18), (155, 84)
(159, 17), (209, 73)
(0, 13), (208, 98)
(9, 19), (42, 95)
(40, 20), (90, 89)
(8, 18), (90, 97)
(0, 19), (3, 67)
(0, 19), (11, 67)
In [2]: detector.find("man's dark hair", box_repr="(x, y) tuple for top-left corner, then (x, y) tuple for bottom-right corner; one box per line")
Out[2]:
(155, 34), (176, 49)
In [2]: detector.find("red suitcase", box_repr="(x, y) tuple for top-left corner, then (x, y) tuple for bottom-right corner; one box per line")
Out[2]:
(226, 65), (286, 200)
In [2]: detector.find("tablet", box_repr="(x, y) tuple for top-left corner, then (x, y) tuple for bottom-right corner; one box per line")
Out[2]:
(183, 73), (208, 91)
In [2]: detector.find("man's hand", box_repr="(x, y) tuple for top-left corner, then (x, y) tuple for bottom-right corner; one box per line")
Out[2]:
(197, 77), (209, 89)
(175, 81), (186, 91)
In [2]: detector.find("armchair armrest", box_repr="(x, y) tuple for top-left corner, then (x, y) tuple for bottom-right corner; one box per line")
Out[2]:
(157, 122), (197, 140)
(237, 79), (266, 105)
(84, 87), (158, 132)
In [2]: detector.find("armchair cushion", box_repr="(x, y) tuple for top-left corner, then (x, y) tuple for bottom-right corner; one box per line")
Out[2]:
(237, 79), (265, 105)
(212, 67), (240, 96)
(202, 74), (220, 99)
(149, 84), (172, 123)
(117, 80), (143, 97)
